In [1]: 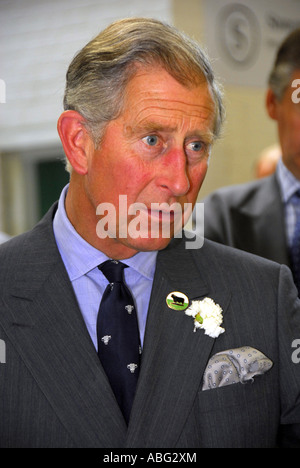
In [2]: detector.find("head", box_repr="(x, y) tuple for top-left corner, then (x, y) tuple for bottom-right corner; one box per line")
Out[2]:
(57, 18), (224, 258)
(266, 28), (300, 178)
(62, 18), (224, 163)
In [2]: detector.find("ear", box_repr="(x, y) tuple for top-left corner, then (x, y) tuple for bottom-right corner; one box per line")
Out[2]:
(57, 110), (94, 175)
(266, 88), (279, 121)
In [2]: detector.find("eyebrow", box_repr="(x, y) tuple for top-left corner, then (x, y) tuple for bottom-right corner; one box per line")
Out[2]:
(124, 121), (214, 143)
(124, 122), (175, 136)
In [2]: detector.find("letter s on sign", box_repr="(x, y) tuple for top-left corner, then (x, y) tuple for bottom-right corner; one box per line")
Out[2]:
(292, 79), (300, 104)
(291, 339), (300, 364)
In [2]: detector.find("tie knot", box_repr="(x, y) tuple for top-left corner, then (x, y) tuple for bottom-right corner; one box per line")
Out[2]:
(99, 260), (127, 283)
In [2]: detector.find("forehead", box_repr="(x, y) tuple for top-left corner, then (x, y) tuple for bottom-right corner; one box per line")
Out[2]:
(121, 66), (216, 132)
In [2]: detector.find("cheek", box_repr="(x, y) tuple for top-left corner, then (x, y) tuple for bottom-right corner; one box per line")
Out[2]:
(281, 106), (300, 130)
(280, 115), (300, 148)
(293, 114), (300, 137)
(115, 158), (155, 203)
(190, 161), (208, 191)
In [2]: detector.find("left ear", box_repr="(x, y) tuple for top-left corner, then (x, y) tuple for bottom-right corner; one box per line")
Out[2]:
(265, 88), (279, 121)
(57, 110), (94, 175)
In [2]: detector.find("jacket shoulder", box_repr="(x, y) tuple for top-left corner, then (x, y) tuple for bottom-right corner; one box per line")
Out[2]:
(0, 203), (58, 284)
(193, 238), (294, 297)
(199, 237), (280, 269)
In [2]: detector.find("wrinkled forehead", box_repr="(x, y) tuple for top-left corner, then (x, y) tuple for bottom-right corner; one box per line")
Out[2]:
(121, 66), (216, 133)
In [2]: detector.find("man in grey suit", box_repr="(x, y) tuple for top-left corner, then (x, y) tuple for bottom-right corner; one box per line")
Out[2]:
(203, 29), (300, 274)
(0, 18), (300, 448)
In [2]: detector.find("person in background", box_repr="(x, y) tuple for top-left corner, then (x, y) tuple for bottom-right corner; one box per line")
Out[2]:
(255, 144), (281, 179)
(0, 18), (299, 448)
(202, 29), (300, 287)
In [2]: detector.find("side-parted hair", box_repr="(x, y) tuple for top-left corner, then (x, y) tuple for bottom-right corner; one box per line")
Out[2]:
(63, 17), (224, 168)
(268, 28), (300, 100)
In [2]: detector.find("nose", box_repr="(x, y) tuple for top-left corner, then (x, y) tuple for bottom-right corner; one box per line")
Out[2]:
(157, 148), (190, 197)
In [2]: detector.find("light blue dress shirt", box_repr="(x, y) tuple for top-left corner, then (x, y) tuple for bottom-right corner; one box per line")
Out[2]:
(276, 158), (300, 248)
(53, 185), (157, 350)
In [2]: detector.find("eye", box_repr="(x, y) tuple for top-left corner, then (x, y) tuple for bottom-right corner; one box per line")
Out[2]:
(185, 140), (210, 165)
(188, 141), (204, 152)
(143, 135), (159, 147)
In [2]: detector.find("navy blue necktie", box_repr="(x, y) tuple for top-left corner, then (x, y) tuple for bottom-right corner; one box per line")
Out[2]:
(97, 260), (140, 424)
(290, 191), (300, 296)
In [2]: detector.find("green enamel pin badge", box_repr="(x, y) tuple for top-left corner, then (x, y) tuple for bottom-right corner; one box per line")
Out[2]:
(166, 291), (189, 311)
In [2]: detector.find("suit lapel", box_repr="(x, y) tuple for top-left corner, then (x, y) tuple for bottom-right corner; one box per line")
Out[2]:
(0, 206), (127, 447)
(126, 237), (231, 447)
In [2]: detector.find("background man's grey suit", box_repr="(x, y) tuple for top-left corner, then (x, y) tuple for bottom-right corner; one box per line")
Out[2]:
(202, 174), (289, 266)
(0, 204), (300, 448)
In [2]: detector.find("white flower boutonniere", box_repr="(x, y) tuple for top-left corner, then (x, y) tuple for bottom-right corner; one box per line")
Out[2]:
(185, 297), (225, 338)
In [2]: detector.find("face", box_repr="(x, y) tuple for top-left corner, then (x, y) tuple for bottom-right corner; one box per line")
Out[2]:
(268, 70), (300, 179)
(82, 66), (216, 258)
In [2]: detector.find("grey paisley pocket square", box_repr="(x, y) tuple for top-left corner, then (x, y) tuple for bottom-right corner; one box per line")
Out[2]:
(202, 346), (273, 391)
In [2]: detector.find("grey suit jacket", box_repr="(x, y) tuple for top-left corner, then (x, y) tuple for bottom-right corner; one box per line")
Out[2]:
(0, 203), (300, 448)
(202, 174), (290, 266)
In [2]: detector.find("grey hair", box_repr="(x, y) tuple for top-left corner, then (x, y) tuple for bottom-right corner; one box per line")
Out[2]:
(63, 17), (225, 171)
(268, 28), (300, 100)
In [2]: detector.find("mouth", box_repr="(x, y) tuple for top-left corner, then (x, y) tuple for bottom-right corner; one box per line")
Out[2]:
(146, 207), (176, 222)
(117, 199), (194, 240)
(140, 203), (187, 224)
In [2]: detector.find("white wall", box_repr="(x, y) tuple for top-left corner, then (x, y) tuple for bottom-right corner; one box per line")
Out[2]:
(0, 0), (172, 152)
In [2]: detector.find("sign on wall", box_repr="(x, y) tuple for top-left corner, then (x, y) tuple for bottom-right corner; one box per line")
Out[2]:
(202, 0), (300, 87)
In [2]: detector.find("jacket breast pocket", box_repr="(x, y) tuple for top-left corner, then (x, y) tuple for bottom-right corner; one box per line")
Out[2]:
(188, 373), (279, 448)
(197, 372), (276, 414)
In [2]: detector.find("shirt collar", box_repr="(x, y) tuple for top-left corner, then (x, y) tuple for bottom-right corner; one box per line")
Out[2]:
(276, 158), (300, 204)
(53, 185), (157, 281)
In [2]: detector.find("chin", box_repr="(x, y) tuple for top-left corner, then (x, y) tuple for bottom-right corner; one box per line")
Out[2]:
(124, 235), (175, 253)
